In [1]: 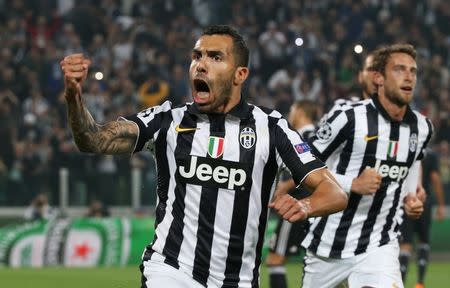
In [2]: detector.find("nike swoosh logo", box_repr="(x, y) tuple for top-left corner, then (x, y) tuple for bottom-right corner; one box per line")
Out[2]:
(364, 135), (378, 142)
(175, 125), (199, 133)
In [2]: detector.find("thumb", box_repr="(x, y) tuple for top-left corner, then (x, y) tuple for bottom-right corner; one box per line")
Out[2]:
(268, 202), (275, 208)
(405, 197), (415, 205)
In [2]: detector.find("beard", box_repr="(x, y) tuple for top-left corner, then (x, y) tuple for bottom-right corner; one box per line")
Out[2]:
(196, 73), (234, 113)
(385, 85), (409, 107)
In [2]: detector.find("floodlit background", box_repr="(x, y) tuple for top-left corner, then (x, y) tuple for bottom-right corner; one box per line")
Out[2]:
(0, 0), (449, 287)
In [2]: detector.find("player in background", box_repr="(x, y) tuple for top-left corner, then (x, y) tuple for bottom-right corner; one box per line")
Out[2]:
(266, 53), (378, 288)
(266, 100), (318, 288)
(301, 44), (432, 288)
(319, 52), (376, 125)
(399, 148), (446, 288)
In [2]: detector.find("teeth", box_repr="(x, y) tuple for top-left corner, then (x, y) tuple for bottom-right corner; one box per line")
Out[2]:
(197, 92), (209, 99)
(195, 91), (210, 104)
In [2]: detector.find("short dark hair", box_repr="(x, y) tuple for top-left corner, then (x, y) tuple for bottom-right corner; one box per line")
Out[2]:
(372, 44), (417, 76)
(202, 25), (249, 67)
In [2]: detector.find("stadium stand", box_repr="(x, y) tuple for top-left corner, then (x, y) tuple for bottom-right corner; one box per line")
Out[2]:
(0, 0), (448, 211)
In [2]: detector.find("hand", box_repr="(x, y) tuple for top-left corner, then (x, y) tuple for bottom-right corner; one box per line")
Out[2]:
(351, 168), (382, 195)
(416, 185), (427, 203)
(268, 194), (310, 222)
(60, 53), (91, 97)
(404, 193), (424, 219)
(435, 205), (446, 221)
(273, 179), (295, 199)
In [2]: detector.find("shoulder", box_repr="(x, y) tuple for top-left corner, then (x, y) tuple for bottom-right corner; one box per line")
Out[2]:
(412, 109), (434, 133)
(138, 100), (174, 114)
(251, 104), (283, 119)
(412, 109), (432, 124)
(325, 102), (361, 123)
(250, 104), (290, 131)
(323, 98), (368, 122)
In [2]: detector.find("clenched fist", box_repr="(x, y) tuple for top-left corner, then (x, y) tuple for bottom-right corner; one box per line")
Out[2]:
(268, 194), (310, 222)
(60, 53), (91, 98)
(404, 193), (424, 219)
(351, 168), (382, 195)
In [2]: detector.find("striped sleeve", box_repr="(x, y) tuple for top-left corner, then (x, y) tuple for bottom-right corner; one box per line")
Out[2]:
(309, 108), (352, 162)
(416, 117), (434, 161)
(317, 98), (353, 126)
(274, 117), (325, 186)
(121, 100), (172, 152)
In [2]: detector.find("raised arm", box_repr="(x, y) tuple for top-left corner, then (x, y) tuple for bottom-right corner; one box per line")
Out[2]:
(61, 53), (138, 154)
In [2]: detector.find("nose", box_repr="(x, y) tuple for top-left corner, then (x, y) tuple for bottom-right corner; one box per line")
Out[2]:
(404, 72), (411, 82)
(404, 71), (414, 82)
(195, 58), (207, 74)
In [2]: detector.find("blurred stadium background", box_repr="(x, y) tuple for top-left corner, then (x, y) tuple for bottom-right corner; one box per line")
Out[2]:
(0, 0), (449, 287)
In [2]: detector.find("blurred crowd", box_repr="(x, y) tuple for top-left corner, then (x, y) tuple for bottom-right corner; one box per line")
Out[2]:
(0, 0), (449, 207)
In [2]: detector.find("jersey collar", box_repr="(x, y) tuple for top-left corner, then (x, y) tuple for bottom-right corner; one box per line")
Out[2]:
(371, 93), (416, 125)
(187, 95), (250, 119)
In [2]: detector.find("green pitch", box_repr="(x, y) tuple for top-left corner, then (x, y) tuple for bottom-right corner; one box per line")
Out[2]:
(0, 263), (449, 287)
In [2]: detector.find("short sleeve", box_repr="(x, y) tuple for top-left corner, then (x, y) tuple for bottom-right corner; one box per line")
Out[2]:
(120, 101), (172, 152)
(274, 117), (326, 187)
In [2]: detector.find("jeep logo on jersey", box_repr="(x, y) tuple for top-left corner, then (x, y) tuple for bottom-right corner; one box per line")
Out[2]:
(177, 156), (249, 190)
(373, 159), (409, 182)
(240, 127), (256, 149)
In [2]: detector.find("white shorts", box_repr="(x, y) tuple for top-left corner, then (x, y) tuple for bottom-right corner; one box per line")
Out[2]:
(141, 255), (206, 288)
(302, 241), (403, 288)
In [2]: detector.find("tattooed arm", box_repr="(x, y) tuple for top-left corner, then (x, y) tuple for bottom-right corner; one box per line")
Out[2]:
(61, 54), (138, 155)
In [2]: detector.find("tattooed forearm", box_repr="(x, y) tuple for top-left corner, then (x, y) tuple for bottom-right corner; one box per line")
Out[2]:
(65, 93), (138, 154)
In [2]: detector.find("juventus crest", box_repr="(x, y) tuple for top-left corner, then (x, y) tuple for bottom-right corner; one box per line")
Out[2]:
(240, 127), (256, 149)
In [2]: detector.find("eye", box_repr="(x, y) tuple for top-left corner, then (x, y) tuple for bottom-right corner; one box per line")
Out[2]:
(213, 55), (222, 61)
(192, 53), (201, 60)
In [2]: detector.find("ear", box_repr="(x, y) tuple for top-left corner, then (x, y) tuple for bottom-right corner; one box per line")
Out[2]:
(373, 71), (384, 87)
(357, 71), (363, 84)
(234, 67), (249, 85)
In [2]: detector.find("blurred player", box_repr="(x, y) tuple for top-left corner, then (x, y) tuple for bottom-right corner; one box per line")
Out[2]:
(266, 100), (318, 288)
(61, 25), (347, 288)
(399, 148), (446, 288)
(302, 44), (433, 288)
(267, 54), (378, 288)
(319, 52), (376, 125)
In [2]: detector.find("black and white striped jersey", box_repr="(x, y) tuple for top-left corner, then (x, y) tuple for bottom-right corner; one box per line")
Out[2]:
(124, 99), (325, 287)
(298, 124), (316, 143)
(302, 95), (433, 259)
(318, 96), (361, 127)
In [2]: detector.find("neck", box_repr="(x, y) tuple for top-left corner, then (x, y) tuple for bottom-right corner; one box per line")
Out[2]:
(378, 90), (407, 122)
(216, 89), (241, 114)
(362, 90), (370, 100)
(295, 119), (313, 130)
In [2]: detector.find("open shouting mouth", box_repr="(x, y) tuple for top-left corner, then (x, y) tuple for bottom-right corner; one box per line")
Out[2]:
(193, 78), (211, 104)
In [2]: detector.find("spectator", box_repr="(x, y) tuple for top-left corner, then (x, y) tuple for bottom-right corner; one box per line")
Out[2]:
(24, 193), (56, 220)
(86, 200), (110, 218)
(258, 21), (287, 81)
(0, 0), (447, 208)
